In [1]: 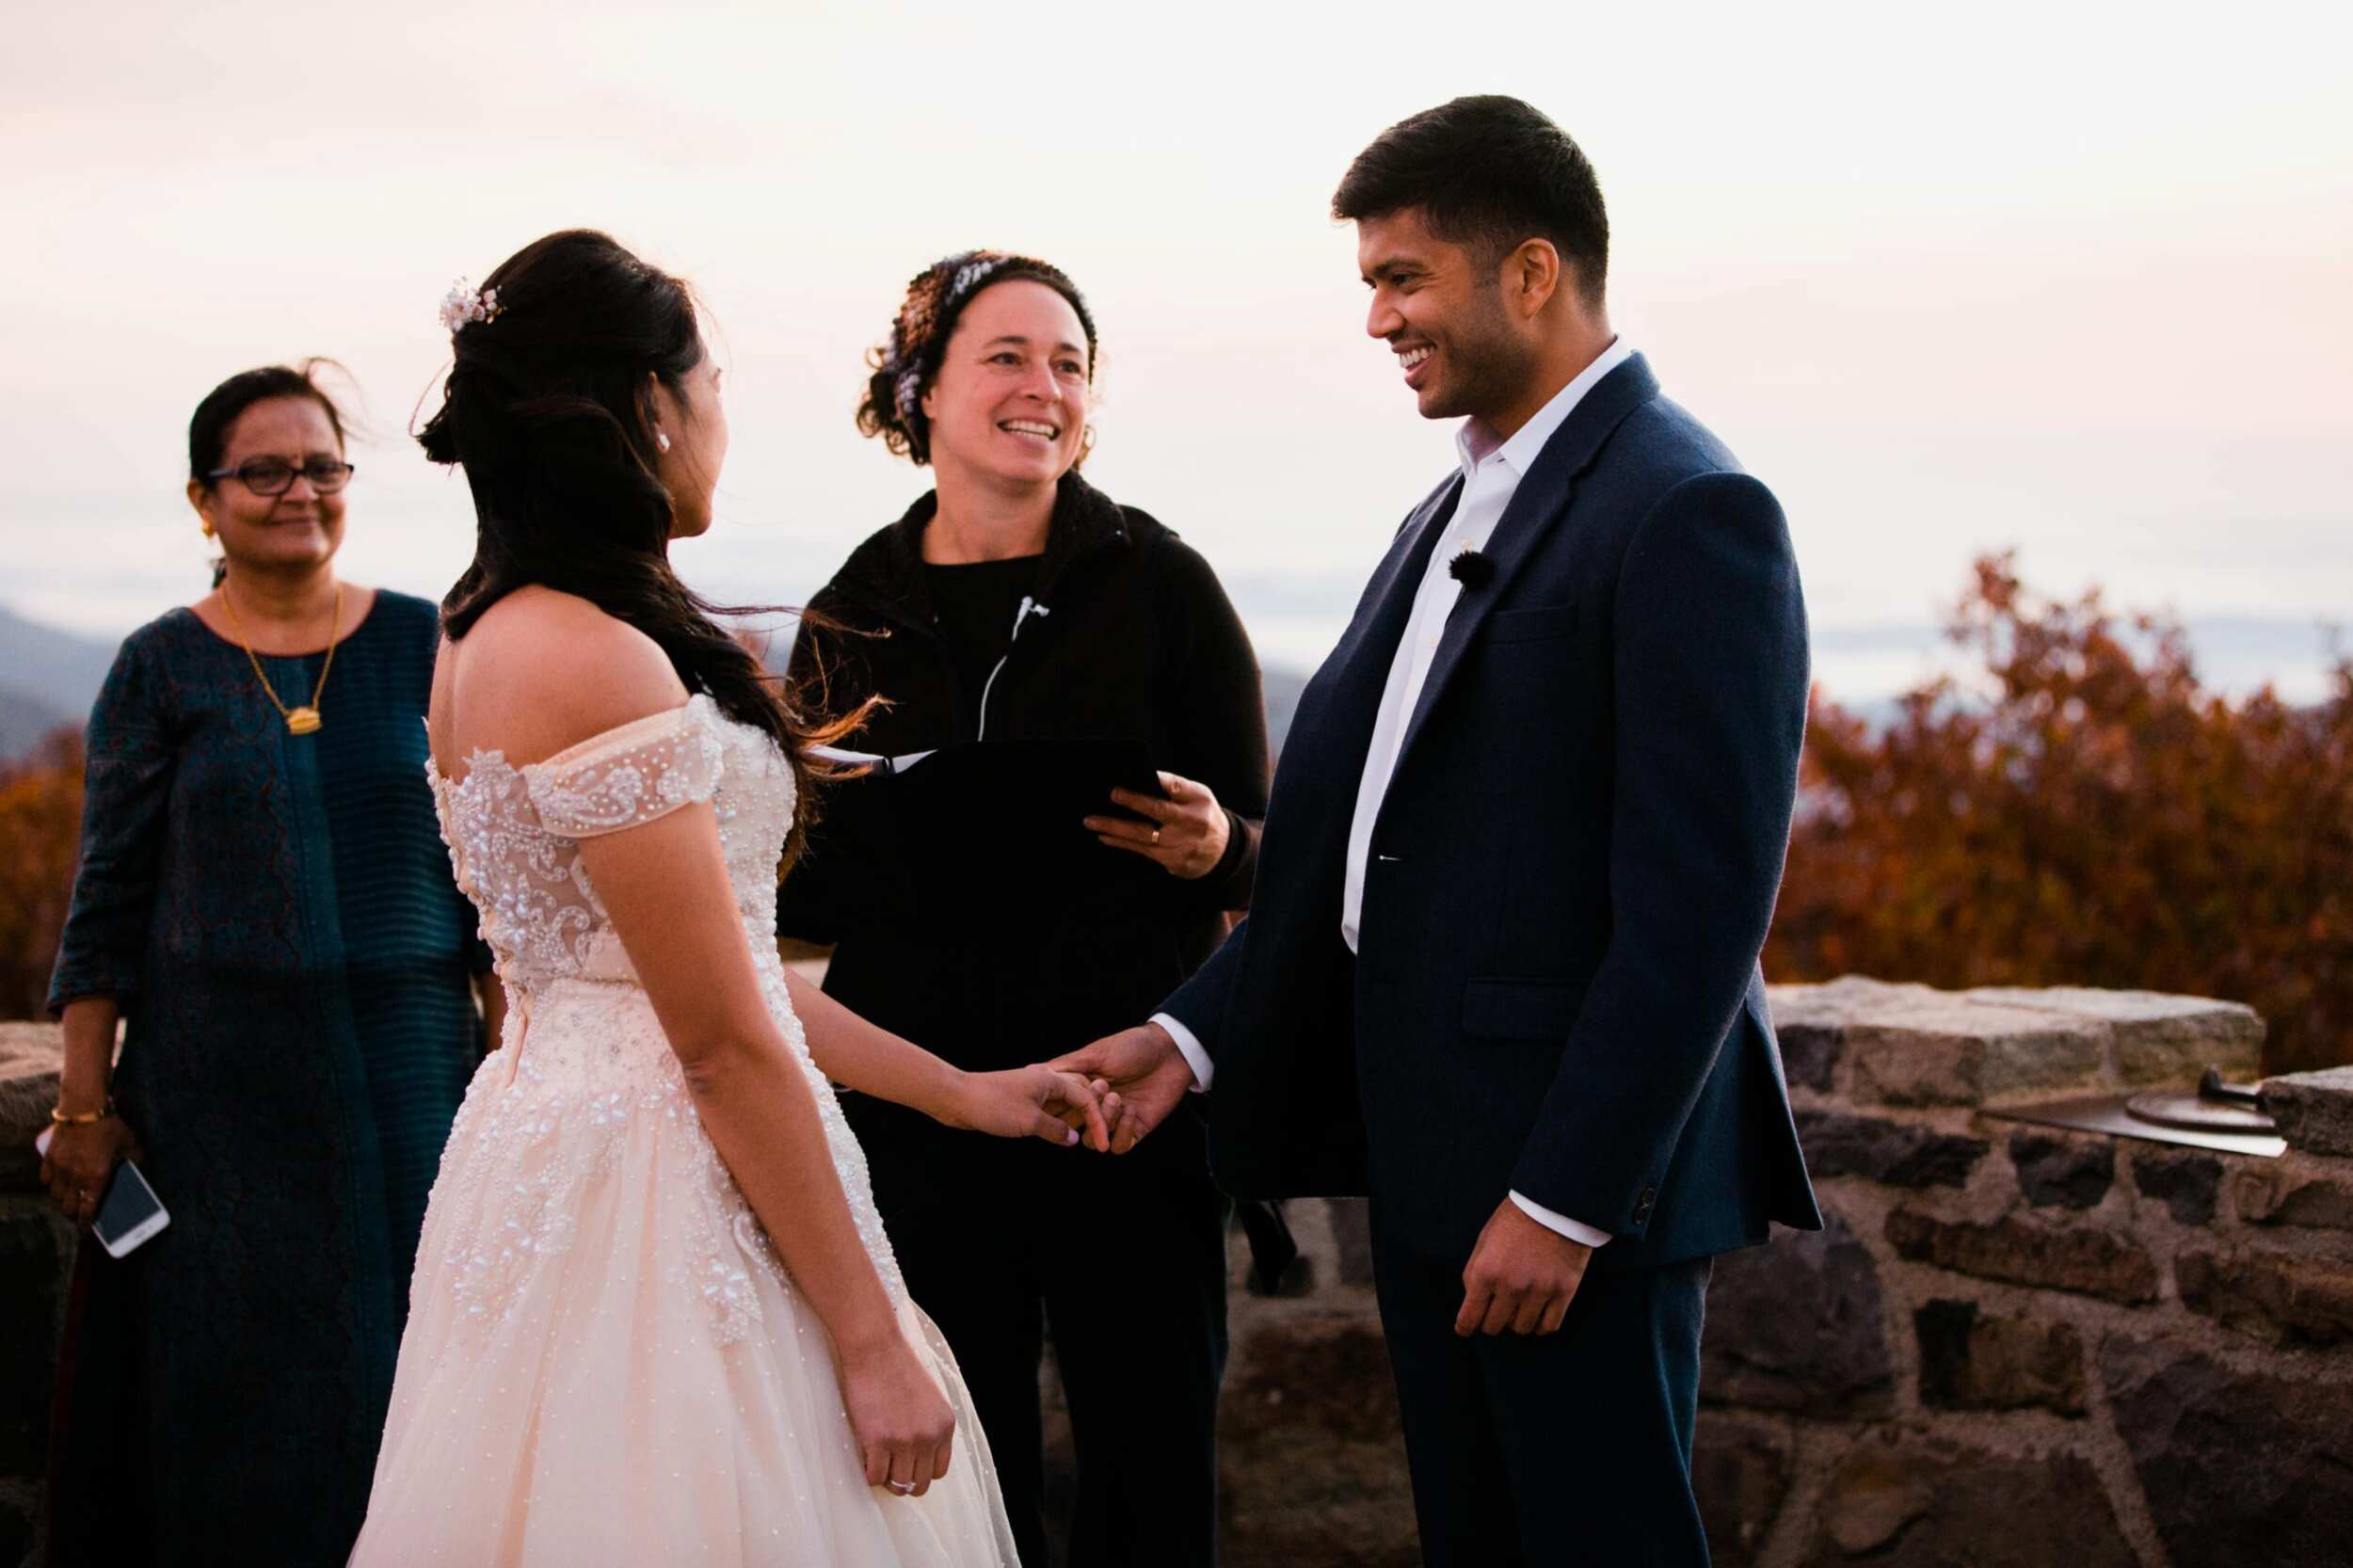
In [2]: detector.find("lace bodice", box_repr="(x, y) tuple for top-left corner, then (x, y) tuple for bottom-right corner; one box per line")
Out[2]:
(419, 693), (905, 1332)
(426, 694), (794, 991)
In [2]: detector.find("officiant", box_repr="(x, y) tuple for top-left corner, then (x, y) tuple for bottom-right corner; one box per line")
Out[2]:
(777, 250), (1266, 1568)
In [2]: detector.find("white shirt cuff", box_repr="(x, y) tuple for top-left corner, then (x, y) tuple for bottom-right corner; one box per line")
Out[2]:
(1509, 1191), (1612, 1249)
(1148, 1013), (1212, 1093)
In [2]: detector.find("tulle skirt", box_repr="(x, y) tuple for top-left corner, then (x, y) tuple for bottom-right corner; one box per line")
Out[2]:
(348, 977), (1020, 1567)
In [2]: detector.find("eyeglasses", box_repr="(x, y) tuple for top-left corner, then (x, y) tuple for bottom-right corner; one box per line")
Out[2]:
(206, 457), (356, 496)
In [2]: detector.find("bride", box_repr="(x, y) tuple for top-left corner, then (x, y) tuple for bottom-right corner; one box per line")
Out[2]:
(348, 231), (1103, 1566)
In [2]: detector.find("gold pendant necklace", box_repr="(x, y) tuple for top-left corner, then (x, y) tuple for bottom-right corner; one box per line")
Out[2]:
(220, 582), (343, 735)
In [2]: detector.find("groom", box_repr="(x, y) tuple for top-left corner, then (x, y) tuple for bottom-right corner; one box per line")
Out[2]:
(1056, 96), (1821, 1563)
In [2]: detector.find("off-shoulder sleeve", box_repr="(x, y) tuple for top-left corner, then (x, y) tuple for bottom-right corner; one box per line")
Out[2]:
(520, 696), (725, 839)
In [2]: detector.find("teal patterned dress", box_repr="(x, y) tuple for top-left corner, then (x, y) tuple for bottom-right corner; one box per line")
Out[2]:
(45, 589), (489, 1567)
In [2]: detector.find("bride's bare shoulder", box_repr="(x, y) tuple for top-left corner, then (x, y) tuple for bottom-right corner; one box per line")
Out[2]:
(433, 587), (689, 770)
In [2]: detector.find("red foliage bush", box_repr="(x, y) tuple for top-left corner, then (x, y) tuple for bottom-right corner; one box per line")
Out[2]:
(0, 728), (86, 1019)
(1769, 554), (2353, 1074)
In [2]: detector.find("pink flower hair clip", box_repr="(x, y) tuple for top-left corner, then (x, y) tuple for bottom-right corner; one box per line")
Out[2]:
(438, 279), (503, 334)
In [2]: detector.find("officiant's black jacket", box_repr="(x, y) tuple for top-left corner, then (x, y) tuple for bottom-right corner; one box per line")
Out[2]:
(777, 472), (1268, 1107)
(1161, 354), (1823, 1273)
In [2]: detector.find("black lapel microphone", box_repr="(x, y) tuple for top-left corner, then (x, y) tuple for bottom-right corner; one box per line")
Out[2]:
(1449, 549), (1496, 589)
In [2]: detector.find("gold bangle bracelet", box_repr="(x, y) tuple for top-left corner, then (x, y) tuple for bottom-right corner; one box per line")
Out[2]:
(49, 1099), (115, 1126)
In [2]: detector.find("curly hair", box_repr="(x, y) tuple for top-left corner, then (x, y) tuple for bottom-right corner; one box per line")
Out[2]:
(856, 249), (1098, 465)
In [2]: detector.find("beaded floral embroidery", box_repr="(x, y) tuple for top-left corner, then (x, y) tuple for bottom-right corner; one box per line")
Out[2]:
(422, 696), (903, 1340)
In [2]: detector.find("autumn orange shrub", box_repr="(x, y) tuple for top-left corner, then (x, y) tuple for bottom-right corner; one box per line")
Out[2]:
(0, 728), (86, 1019)
(1769, 555), (2353, 1074)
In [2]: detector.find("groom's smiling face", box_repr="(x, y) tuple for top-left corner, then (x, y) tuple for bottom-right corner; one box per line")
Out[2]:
(1357, 206), (1533, 425)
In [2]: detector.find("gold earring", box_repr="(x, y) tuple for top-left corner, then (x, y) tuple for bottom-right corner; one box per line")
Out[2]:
(200, 520), (216, 539)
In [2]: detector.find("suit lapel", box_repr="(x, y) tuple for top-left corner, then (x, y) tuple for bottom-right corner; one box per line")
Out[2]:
(1306, 474), (1463, 754)
(1388, 354), (1662, 777)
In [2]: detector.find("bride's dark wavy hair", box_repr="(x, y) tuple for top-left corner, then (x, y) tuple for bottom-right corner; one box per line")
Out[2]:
(419, 229), (862, 851)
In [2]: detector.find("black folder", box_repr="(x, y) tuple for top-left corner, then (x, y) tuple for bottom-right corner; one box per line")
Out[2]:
(816, 739), (1167, 913)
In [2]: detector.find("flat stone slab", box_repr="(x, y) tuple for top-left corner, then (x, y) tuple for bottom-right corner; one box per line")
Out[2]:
(1692, 1412), (1794, 1567)
(2103, 1335), (2353, 1567)
(1966, 985), (2265, 1083)
(1769, 977), (2110, 1108)
(1807, 1434), (2137, 1566)
(2234, 1164), (2353, 1230)
(1702, 1214), (1895, 1416)
(1913, 1298), (2088, 1416)
(1885, 1208), (2161, 1304)
(2263, 1066), (2353, 1159)
(2175, 1247), (2353, 1348)
(1794, 1108), (1989, 1189)
(1770, 978), (2273, 1108)
(0, 1025), (63, 1193)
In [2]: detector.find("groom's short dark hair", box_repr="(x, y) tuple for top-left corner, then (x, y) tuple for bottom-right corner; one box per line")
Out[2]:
(1334, 96), (1609, 308)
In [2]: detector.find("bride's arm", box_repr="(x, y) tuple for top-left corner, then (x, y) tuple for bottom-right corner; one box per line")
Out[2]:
(780, 970), (1108, 1147)
(584, 800), (971, 1491)
(584, 803), (899, 1328)
(474, 604), (960, 1494)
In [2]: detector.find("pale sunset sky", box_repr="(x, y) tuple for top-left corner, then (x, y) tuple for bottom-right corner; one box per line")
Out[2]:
(4, 0), (2347, 696)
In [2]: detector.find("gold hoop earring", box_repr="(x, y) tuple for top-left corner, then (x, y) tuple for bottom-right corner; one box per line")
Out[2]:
(1080, 425), (1097, 456)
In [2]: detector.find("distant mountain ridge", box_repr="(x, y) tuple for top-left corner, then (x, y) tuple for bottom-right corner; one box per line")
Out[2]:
(0, 603), (120, 760)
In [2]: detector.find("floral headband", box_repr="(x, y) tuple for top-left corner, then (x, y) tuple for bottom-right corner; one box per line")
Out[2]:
(881, 251), (1009, 424)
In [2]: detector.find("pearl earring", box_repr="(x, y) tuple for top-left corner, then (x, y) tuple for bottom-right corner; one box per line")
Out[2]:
(655, 431), (672, 454)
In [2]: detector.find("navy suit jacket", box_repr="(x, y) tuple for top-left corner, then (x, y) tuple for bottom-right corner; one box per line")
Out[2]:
(1161, 354), (1823, 1273)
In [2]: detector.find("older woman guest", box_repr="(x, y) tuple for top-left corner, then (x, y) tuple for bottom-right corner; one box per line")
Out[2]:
(40, 363), (500, 1567)
(780, 251), (1269, 1567)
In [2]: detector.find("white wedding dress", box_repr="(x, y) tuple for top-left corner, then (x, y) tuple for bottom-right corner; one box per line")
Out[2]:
(348, 695), (1019, 1567)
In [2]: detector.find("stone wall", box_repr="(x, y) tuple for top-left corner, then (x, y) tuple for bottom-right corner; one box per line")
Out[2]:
(12, 984), (2353, 1568)
(1198, 979), (2353, 1568)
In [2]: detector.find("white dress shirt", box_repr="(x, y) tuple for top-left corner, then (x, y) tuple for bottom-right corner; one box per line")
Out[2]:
(1157, 340), (1635, 1251)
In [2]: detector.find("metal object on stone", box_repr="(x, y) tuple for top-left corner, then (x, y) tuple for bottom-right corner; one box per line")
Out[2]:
(1989, 1065), (2286, 1158)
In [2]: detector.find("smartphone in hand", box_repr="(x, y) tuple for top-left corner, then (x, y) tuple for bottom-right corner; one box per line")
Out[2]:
(33, 1125), (170, 1258)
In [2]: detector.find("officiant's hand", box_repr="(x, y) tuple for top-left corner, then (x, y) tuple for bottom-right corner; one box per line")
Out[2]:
(1043, 1022), (1195, 1154)
(1456, 1197), (1592, 1336)
(939, 1066), (1112, 1149)
(1086, 772), (1229, 880)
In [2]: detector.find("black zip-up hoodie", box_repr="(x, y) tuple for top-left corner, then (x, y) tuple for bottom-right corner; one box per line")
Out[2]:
(778, 472), (1268, 1079)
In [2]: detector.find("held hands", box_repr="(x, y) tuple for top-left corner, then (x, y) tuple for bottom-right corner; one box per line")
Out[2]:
(938, 1066), (1112, 1149)
(1455, 1197), (1592, 1337)
(40, 1116), (140, 1229)
(833, 1329), (956, 1498)
(1085, 772), (1229, 880)
(1042, 1022), (1197, 1154)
